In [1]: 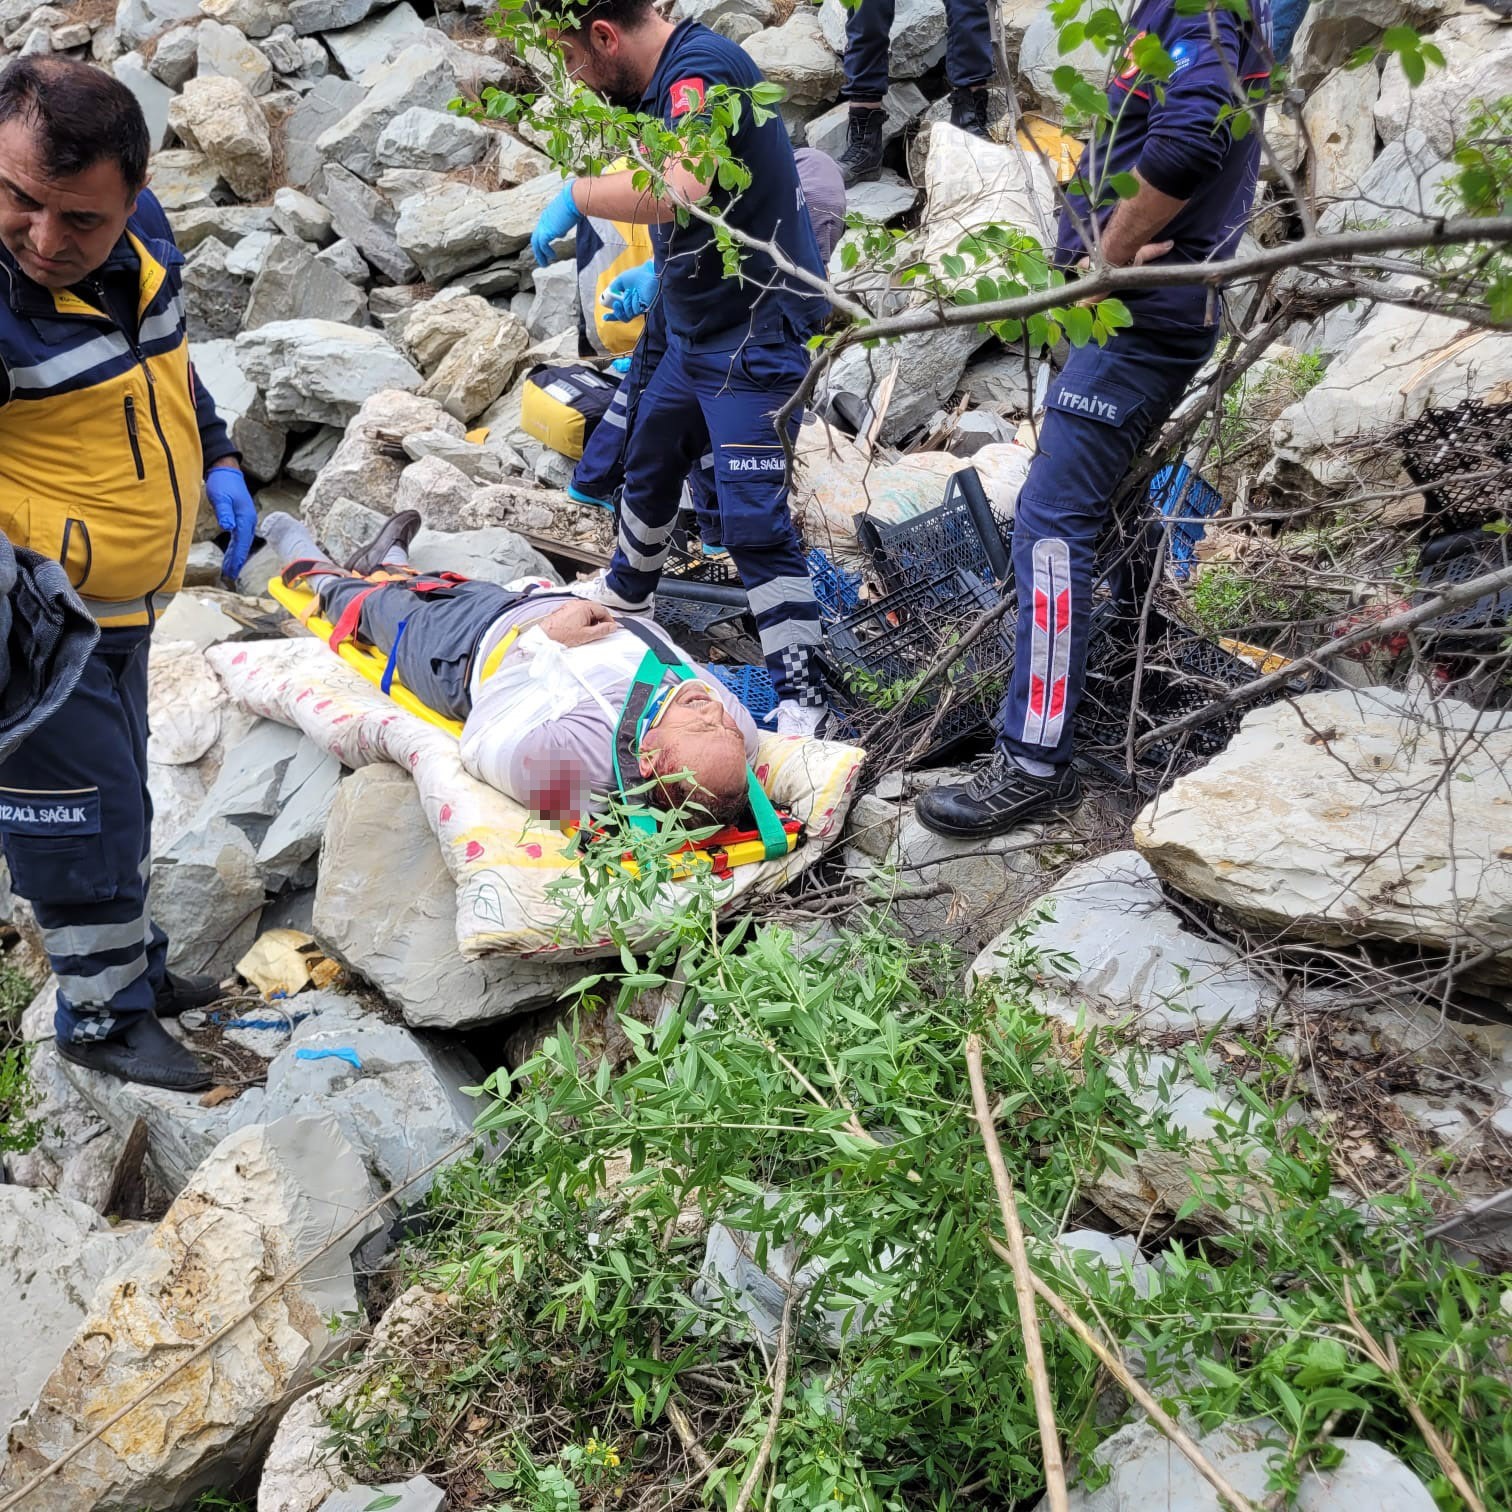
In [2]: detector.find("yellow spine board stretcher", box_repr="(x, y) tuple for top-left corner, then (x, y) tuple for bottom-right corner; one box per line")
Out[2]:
(268, 574), (800, 878)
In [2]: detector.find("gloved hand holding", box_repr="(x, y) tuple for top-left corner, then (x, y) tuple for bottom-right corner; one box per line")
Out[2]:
(206, 462), (257, 583)
(531, 179), (581, 267)
(603, 259), (658, 322)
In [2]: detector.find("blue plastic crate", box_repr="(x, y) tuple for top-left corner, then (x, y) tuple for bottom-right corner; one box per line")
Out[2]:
(1150, 464), (1222, 580)
(807, 547), (862, 622)
(709, 662), (779, 729)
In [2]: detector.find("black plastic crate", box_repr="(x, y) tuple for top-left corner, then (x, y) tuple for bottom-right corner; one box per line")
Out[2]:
(1398, 400), (1512, 538)
(1074, 604), (1307, 776)
(1412, 532), (1512, 651)
(858, 478), (1013, 596)
(822, 569), (1012, 758)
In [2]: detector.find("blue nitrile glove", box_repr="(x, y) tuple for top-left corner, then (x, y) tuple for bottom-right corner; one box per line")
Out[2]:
(531, 179), (581, 267)
(610, 354), (632, 375)
(206, 463), (257, 582)
(603, 259), (658, 322)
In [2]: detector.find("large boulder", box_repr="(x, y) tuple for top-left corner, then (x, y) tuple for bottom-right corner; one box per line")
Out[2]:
(421, 309), (532, 423)
(315, 162), (418, 285)
(196, 16), (273, 95)
(818, 0), (943, 76)
(395, 174), (568, 283)
(149, 148), (223, 211)
(313, 765), (577, 1030)
(1289, 0), (1436, 88)
(114, 0), (200, 50)
(315, 42), (457, 182)
(674, 0), (781, 43)
(0, 1188), (146, 1437)
(1136, 688), (1512, 983)
(243, 237), (367, 330)
(1374, 11), (1512, 157)
(153, 816), (266, 975)
(1269, 305), (1512, 490)
(825, 325), (983, 444)
(1019, 4), (1108, 118)
(299, 388), (464, 539)
(255, 999), (483, 1194)
(1303, 63), (1380, 206)
(323, 0), (427, 81)
(167, 74), (274, 201)
(377, 104), (491, 170)
(283, 74), (364, 189)
(237, 320), (424, 428)
(406, 525), (554, 584)
(0, 1116), (384, 1511)
(918, 120), (1056, 264)
(400, 294), (493, 374)
(112, 49), (175, 149)
(970, 851), (1280, 1032)
(742, 9), (843, 106)
(1037, 1420), (1436, 1510)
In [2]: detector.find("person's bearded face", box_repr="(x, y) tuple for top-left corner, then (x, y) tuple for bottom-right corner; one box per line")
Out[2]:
(556, 25), (642, 107)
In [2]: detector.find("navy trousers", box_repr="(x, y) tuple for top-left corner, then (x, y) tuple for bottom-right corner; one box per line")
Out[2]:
(573, 335), (720, 543)
(998, 320), (1218, 768)
(313, 574), (519, 721)
(0, 629), (168, 1046)
(606, 333), (824, 707)
(843, 0), (994, 100)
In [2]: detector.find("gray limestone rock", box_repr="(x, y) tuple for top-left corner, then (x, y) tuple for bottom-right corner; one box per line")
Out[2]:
(282, 74), (364, 190)
(314, 41), (457, 182)
(196, 16), (273, 95)
(272, 184), (335, 246)
(112, 49), (174, 149)
(394, 173), (567, 283)
(286, 425), (342, 484)
(114, 0), (201, 50)
(313, 764), (575, 1029)
(243, 236), (367, 330)
(377, 104), (491, 170)
(148, 147), (223, 210)
(315, 237), (371, 284)
(182, 236), (249, 341)
(316, 162), (418, 284)
(236, 320), (424, 428)
(323, 0), (426, 82)
(0, 1188), (147, 1437)
(147, 23), (199, 86)
(168, 202), (276, 252)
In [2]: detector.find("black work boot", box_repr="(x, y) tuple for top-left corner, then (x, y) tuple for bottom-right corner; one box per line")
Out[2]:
(950, 87), (992, 140)
(58, 1013), (213, 1092)
(914, 748), (1081, 839)
(837, 105), (886, 187)
(346, 509), (423, 574)
(155, 970), (225, 1018)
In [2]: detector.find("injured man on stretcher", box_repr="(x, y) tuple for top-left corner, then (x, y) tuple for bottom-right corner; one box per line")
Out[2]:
(264, 510), (759, 825)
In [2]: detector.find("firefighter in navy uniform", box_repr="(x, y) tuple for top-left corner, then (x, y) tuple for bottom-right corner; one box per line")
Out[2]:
(0, 59), (257, 1090)
(916, 0), (1274, 840)
(531, 0), (833, 738)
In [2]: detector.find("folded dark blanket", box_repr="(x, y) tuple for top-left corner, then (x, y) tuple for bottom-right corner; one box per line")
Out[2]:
(0, 533), (99, 762)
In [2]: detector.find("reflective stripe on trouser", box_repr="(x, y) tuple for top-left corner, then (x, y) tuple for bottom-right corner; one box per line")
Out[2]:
(0, 627), (168, 1043)
(608, 333), (824, 705)
(996, 317), (1219, 767)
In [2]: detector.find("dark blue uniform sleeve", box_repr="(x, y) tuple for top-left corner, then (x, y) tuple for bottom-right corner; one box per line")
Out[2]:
(1136, 9), (1248, 201)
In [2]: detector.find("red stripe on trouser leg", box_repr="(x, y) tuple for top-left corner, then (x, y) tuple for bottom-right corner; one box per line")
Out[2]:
(1055, 588), (1070, 632)
(1034, 590), (1049, 633)
(1029, 673), (1045, 717)
(1020, 537), (1074, 750)
(1048, 676), (1067, 719)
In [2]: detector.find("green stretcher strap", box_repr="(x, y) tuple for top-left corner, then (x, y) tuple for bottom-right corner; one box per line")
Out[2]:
(611, 630), (789, 861)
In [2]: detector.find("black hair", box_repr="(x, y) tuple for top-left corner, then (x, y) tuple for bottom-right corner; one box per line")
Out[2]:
(534, 0), (655, 29)
(0, 57), (150, 191)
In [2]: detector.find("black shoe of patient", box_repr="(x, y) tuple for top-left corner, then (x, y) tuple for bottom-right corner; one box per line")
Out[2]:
(914, 748), (1081, 839)
(347, 509), (423, 575)
(57, 1013), (213, 1092)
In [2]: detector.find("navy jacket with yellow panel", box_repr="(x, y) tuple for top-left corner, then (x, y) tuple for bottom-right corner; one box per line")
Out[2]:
(0, 187), (235, 630)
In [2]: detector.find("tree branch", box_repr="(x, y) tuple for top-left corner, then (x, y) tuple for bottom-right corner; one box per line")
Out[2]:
(966, 1032), (1070, 1512)
(1133, 559), (1512, 754)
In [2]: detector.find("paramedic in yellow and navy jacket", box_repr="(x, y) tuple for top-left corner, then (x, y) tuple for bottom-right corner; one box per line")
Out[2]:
(0, 58), (256, 1093)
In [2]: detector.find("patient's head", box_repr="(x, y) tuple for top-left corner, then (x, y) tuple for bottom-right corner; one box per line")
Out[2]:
(638, 681), (748, 828)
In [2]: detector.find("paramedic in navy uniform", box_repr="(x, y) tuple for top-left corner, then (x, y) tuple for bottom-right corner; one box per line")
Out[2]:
(916, 0), (1275, 839)
(530, 0), (832, 738)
